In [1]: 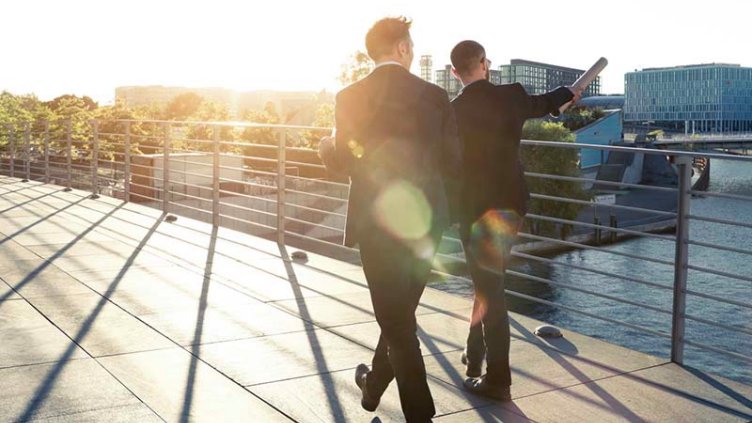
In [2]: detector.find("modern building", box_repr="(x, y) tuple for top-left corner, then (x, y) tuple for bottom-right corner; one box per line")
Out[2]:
(624, 63), (752, 133)
(420, 55), (433, 83)
(434, 65), (462, 98)
(500, 59), (601, 97)
(434, 59), (599, 98)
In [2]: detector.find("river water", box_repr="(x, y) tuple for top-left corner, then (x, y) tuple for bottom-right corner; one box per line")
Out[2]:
(430, 157), (752, 385)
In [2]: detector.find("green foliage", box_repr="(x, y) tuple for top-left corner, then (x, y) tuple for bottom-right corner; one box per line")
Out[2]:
(339, 51), (373, 85)
(521, 120), (587, 235)
(163, 92), (203, 121)
(561, 106), (607, 132)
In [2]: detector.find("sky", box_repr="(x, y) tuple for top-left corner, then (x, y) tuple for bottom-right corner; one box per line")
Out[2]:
(1, 0), (749, 103)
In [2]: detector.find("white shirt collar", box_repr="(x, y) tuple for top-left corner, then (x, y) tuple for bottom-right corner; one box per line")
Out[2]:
(374, 61), (404, 70)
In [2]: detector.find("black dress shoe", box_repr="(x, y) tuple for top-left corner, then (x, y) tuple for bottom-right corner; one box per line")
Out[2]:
(355, 364), (380, 412)
(460, 351), (483, 378)
(463, 376), (511, 401)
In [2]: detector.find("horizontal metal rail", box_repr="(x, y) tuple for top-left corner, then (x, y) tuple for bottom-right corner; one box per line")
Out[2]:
(285, 188), (348, 203)
(688, 214), (752, 230)
(511, 251), (673, 291)
(168, 169), (214, 181)
(685, 288), (752, 310)
(218, 212), (277, 231)
(686, 264), (752, 283)
(530, 193), (678, 217)
(525, 213), (677, 242)
(283, 229), (346, 248)
(687, 239), (752, 258)
(501, 288), (673, 339)
(525, 171), (679, 193)
(166, 190), (214, 204)
(167, 200), (213, 216)
(689, 190), (752, 203)
(217, 188), (277, 204)
(285, 174), (350, 189)
(506, 270), (673, 315)
(684, 313), (752, 337)
(521, 139), (752, 162)
(683, 339), (752, 364)
(285, 216), (345, 233)
(284, 160), (326, 170)
(285, 202), (346, 218)
(217, 175), (277, 190)
(216, 200), (277, 218)
(518, 232), (676, 266)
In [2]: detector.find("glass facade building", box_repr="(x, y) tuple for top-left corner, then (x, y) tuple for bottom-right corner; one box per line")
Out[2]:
(624, 63), (752, 133)
(499, 59), (600, 97)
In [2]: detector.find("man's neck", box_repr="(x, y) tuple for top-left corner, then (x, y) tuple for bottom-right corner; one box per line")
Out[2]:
(374, 58), (405, 70)
(461, 76), (485, 87)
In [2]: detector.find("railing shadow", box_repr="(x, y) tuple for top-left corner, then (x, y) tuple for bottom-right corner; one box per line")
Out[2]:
(277, 243), (346, 421)
(180, 225), (217, 422)
(14, 210), (163, 422)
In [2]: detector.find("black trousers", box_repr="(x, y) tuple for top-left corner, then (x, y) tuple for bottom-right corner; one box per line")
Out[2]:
(461, 210), (522, 386)
(358, 227), (442, 423)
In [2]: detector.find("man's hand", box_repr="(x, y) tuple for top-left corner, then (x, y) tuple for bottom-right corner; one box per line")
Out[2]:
(566, 85), (584, 104)
(318, 135), (335, 160)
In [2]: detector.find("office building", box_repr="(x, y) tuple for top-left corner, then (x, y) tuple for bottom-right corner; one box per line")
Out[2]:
(624, 63), (752, 133)
(434, 59), (599, 98)
(499, 59), (600, 97)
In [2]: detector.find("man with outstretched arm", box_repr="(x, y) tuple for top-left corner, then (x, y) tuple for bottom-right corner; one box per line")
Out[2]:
(448, 40), (581, 401)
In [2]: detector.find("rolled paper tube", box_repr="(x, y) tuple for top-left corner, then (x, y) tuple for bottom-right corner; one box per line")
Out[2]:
(558, 57), (609, 114)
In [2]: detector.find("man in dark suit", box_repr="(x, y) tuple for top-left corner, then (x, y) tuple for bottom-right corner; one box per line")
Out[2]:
(319, 17), (462, 422)
(448, 40), (581, 401)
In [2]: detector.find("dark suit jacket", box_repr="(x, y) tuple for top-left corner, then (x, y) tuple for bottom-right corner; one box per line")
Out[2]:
(321, 65), (462, 247)
(450, 81), (573, 225)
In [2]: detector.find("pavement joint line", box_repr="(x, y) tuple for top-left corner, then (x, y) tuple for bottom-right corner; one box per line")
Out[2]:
(0, 356), (91, 372)
(1, 211), (168, 422)
(0, 185), (298, 420)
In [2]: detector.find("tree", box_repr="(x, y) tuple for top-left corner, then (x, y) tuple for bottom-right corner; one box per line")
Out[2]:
(520, 120), (587, 235)
(339, 51), (373, 85)
(164, 92), (204, 121)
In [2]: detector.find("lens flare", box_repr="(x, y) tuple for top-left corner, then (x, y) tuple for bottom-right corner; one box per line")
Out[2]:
(373, 180), (433, 241)
(347, 139), (365, 158)
(468, 209), (520, 274)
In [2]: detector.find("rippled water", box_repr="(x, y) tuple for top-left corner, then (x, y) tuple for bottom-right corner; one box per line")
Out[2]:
(431, 158), (752, 385)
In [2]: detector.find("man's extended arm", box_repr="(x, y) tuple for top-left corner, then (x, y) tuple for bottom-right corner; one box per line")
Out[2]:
(439, 91), (463, 224)
(518, 83), (581, 120)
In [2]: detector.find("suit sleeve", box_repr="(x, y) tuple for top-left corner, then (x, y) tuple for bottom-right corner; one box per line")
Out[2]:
(438, 90), (463, 223)
(320, 91), (356, 176)
(516, 83), (574, 120)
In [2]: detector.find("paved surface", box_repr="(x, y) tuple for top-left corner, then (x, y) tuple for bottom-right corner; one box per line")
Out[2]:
(1, 175), (750, 422)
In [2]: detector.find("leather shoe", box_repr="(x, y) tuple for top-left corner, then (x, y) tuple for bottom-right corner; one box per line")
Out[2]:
(460, 351), (482, 378)
(463, 376), (511, 401)
(355, 364), (380, 411)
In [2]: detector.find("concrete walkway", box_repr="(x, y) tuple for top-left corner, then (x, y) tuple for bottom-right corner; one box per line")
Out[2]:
(1, 175), (750, 422)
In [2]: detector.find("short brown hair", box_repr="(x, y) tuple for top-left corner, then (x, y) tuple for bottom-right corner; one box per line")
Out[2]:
(365, 16), (412, 61)
(451, 40), (485, 76)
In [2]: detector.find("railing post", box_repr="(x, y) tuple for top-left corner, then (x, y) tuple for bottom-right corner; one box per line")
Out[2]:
(44, 122), (50, 184)
(277, 129), (286, 245)
(124, 122), (131, 202)
(212, 125), (220, 227)
(671, 155), (692, 364)
(162, 123), (170, 213)
(64, 120), (73, 192)
(90, 120), (100, 199)
(23, 123), (30, 182)
(9, 125), (15, 178)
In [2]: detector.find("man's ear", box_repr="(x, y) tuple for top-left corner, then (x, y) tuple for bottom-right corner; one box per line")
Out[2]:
(451, 67), (461, 81)
(398, 39), (409, 56)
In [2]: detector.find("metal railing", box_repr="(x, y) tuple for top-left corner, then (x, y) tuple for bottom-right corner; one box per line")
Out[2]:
(1, 119), (750, 379)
